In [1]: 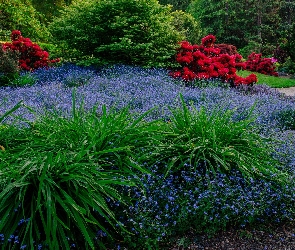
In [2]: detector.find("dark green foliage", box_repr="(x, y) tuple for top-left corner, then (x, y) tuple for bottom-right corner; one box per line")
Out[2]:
(278, 0), (295, 38)
(158, 0), (192, 11)
(277, 23), (295, 74)
(280, 57), (295, 75)
(0, 46), (19, 75)
(187, 0), (247, 48)
(273, 40), (289, 64)
(188, 0), (282, 51)
(277, 109), (295, 130)
(49, 0), (183, 67)
(0, 46), (19, 86)
(170, 10), (203, 44)
(285, 23), (295, 62)
(30, 0), (73, 23)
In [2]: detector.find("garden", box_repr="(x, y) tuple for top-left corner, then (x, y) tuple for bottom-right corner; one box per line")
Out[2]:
(1, 0), (295, 249)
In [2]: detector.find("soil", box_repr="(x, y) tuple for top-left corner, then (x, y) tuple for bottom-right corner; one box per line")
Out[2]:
(167, 222), (295, 250)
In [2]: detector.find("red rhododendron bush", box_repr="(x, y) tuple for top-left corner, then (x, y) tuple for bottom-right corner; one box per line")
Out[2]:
(2, 30), (59, 71)
(170, 34), (257, 86)
(245, 52), (278, 76)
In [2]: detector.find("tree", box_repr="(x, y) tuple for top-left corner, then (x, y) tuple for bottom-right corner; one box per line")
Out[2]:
(30, 0), (73, 23)
(158, 0), (192, 11)
(188, 0), (283, 56)
(187, 0), (248, 48)
(279, 0), (295, 38)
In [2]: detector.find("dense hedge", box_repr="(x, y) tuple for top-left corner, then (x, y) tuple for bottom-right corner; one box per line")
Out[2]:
(49, 0), (183, 67)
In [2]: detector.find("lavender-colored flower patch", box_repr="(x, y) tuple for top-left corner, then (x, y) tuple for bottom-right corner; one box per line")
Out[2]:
(1, 64), (295, 132)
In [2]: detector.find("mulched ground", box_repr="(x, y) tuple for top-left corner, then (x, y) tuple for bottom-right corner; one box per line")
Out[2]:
(167, 222), (295, 250)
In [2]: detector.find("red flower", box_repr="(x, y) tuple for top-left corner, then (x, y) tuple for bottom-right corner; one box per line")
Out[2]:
(42, 51), (49, 58)
(209, 70), (219, 78)
(180, 41), (193, 51)
(218, 68), (229, 76)
(235, 62), (246, 70)
(192, 50), (206, 59)
(11, 30), (22, 41)
(234, 54), (243, 62)
(5, 30), (60, 71)
(170, 71), (182, 78)
(170, 35), (260, 87)
(196, 72), (209, 79)
(229, 68), (237, 74)
(201, 34), (216, 47)
(245, 52), (278, 76)
(212, 62), (224, 70)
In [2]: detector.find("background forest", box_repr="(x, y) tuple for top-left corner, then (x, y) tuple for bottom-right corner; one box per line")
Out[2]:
(0, 0), (295, 67)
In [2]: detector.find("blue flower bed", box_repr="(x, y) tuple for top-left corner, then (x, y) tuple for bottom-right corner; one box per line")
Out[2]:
(1, 64), (295, 249)
(1, 64), (295, 131)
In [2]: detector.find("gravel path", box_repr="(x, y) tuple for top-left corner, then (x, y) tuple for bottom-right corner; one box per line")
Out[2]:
(168, 222), (295, 249)
(276, 87), (295, 97)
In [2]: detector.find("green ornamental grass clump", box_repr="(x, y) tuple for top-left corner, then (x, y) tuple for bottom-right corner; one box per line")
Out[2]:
(149, 95), (288, 183)
(0, 93), (162, 249)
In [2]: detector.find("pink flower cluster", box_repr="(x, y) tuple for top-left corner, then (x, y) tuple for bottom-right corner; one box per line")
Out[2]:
(245, 52), (278, 76)
(2, 30), (60, 71)
(170, 35), (257, 86)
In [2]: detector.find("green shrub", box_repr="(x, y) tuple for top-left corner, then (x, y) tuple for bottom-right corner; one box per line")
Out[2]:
(9, 73), (38, 87)
(0, 0), (50, 42)
(49, 0), (183, 67)
(0, 95), (155, 248)
(30, 0), (72, 24)
(38, 42), (62, 60)
(280, 57), (295, 75)
(276, 109), (295, 130)
(151, 95), (288, 182)
(238, 40), (262, 58)
(170, 10), (203, 45)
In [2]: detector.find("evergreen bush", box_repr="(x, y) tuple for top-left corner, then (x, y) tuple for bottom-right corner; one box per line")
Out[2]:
(170, 10), (203, 45)
(49, 0), (182, 67)
(0, 0), (50, 41)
